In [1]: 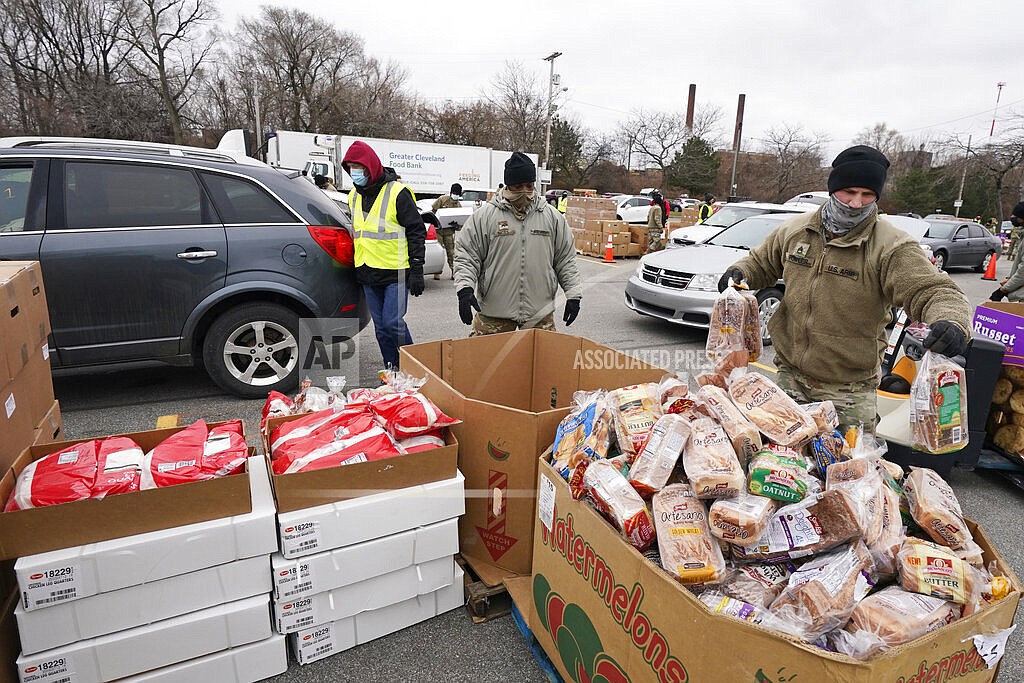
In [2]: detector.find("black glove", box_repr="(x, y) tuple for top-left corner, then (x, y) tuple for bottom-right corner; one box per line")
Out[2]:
(923, 321), (969, 358)
(563, 298), (581, 326)
(408, 266), (424, 297)
(991, 288), (1007, 302)
(457, 287), (479, 325)
(717, 268), (745, 293)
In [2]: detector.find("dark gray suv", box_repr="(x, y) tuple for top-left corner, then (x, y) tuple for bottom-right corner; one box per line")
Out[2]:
(0, 137), (366, 397)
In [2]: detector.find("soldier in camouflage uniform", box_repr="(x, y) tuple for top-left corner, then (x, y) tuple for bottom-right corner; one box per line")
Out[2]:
(773, 363), (878, 431)
(431, 183), (463, 279)
(646, 192), (665, 252)
(472, 312), (555, 336)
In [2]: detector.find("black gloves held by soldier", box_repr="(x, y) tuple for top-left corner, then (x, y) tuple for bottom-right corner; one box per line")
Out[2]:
(457, 287), (479, 325)
(717, 268), (745, 293)
(990, 288), (1007, 302)
(408, 266), (424, 297)
(923, 321), (969, 358)
(563, 299), (581, 326)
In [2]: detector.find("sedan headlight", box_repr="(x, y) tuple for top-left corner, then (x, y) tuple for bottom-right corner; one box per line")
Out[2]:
(687, 273), (720, 291)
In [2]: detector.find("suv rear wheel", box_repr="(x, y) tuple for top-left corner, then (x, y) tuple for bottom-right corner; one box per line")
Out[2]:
(203, 303), (300, 398)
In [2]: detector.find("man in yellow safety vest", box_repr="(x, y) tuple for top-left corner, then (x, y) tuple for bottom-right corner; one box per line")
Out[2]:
(341, 141), (426, 368)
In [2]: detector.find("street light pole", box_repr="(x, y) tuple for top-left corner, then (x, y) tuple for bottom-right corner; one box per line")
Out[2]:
(542, 51), (562, 188)
(990, 82), (1006, 137)
(955, 134), (972, 218)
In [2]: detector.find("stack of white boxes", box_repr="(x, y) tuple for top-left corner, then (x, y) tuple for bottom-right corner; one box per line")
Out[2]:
(272, 471), (467, 665)
(12, 457), (285, 683)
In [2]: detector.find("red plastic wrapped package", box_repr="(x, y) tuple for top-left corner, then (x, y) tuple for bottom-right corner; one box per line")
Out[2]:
(260, 390), (295, 433)
(368, 392), (460, 439)
(272, 412), (379, 466)
(139, 421), (210, 490)
(202, 421), (248, 478)
(272, 424), (405, 474)
(269, 408), (373, 456)
(92, 437), (143, 499)
(398, 430), (446, 453)
(5, 441), (100, 511)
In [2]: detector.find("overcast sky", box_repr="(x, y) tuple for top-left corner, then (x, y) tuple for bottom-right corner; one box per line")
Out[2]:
(217, 0), (1021, 161)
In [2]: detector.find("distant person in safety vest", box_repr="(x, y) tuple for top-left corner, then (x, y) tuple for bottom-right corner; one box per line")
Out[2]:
(341, 141), (426, 369)
(556, 191), (569, 213)
(718, 144), (971, 432)
(454, 152), (583, 335)
(431, 183), (463, 280)
(698, 193), (716, 222)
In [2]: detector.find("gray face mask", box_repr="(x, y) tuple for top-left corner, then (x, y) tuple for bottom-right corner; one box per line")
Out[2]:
(821, 194), (875, 234)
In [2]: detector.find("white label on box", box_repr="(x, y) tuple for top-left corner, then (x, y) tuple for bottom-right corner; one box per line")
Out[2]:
(4, 393), (14, 419)
(19, 655), (78, 683)
(967, 624), (1016, 669)
(275, 561), (313, 601)
(22, 564), (82, 610)
(277, 596), (319, 633)
(295, 623), (337, 664)
(41, 343), (49, 361)
(539, 474), (556, 533)
(281, 521), (323, 556)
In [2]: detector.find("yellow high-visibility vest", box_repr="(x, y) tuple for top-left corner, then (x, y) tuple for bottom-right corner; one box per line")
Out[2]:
(348, 182), (410, 269)
(557, 196), (568, 213)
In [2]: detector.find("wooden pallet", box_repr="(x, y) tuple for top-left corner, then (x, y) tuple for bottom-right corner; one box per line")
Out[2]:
(456, 555), (514, 623)
(510, 603), (563, 682)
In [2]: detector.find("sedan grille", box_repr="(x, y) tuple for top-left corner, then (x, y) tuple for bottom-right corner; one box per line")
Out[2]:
(641, 265), (693, 289)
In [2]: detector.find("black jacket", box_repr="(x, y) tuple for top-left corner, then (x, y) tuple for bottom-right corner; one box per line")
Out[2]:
(353, 167), (426, 287)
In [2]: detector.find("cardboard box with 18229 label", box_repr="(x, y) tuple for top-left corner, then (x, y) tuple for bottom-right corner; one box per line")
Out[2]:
(400, 330), (666, 581)
(528, 455), (1022, 683)
(0, 423), (254, 560)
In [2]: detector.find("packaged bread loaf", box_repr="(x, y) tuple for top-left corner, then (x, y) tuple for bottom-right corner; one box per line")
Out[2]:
(683, 418), (745, 499)
(706, 286), (749, 363)
(628, 414), (690, 497)
(741, 291), (762, 363)
(708, 494), (776, 547)
(697, 590), (806, 638)
(803, 400), (839, 433)
(582, 459), (655, 551)
(652, 483), (727, 584)
(897, 537), (979, 606)
(826, 458), (886, 545)
(902, 467), (983, 563)
(769, 541), (876, 640)
(869, 481), (906, 579)
(909, 351), (969, 454)
(748, 452), (815, 504)
(732, 489), (862, 563)
(728, 372), (817, 447)
(552, 391), (614, 481)
(832, 585), (961, 660)
(722, 561), (797, 608)
(610, 384), (662, 457)
(697, 385), (762, 465)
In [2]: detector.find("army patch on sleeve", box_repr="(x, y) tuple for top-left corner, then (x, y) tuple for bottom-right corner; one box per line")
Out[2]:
(785, 241), (814, 266)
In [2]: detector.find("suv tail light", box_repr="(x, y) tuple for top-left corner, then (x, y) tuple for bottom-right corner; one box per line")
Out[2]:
(308, 226), (354, 267)
(425, 223), (437, 241)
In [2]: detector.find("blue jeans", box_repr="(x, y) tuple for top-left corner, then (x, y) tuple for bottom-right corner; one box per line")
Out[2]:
(363, 283), (412, 368)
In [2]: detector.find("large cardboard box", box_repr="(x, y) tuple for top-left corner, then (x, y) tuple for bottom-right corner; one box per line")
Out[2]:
(117, 635), (287, 683)
(973, 302), (1024, 366)
(530, 457), (1022, 683)
(263, 416), (458, 513)
(0, 425), (255, 560)
(0, 262), (49, 384)
(400, 330), (665, 578)
(29, 401), (61, 446)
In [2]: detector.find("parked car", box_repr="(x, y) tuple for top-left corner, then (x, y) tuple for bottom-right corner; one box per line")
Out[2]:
(665, 202), (813, 248)
(545, 188), (571, 204)
(616, 195), (659, 223)
(784, 191), (829, 207)
(921, 218), (1002, 271)
(677, 197), (700, 210)
(625, 212), (939, 341)
(0, 136), (367, 397)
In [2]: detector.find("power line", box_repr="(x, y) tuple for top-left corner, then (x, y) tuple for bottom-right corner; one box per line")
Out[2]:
(898, 97), (1024, 134)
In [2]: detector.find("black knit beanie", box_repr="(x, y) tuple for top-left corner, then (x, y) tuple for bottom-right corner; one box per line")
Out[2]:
(451, 183), (463, 195)
(827, 145), (890, 197)
(1012, 202), (1024, 219)
(504, 152), (536, 186)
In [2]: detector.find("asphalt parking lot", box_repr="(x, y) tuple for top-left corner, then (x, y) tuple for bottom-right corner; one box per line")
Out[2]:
(51, 253), (1024, 682)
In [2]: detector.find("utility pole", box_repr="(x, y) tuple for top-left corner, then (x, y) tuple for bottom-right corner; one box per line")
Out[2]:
(729, 94), (746, 201)
(542, 51), (562, 189)
(955, 135), (972, 218)
(990, 82), (1006, 137)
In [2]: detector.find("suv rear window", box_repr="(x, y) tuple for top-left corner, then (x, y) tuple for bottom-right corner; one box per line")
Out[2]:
(64, 161), (209, 229)
(0, 165), (33, 232)
(201, 173), (297, 224)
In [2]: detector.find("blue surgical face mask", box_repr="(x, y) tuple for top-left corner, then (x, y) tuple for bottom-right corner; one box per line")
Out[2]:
(350, 169), (368, 187)
(451, 194), (462, 201)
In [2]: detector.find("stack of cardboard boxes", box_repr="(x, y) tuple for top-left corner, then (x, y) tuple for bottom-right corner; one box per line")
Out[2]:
(6, 445), (285, 683)
(261, 420), (466, 665)
(564, 197), (645, 258)
(0, 262), (59, 469)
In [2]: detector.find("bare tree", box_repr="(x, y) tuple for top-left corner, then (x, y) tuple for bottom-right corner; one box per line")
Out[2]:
(754, 123), (830, 201)
(618, 109), (690, 181)
(328, 56), (413, 138)
(482, 62), (546, 153)
(947, 123), (1024, 221)
(853, 122), (907, 160)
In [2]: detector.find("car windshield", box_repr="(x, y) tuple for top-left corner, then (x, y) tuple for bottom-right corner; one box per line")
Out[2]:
(924, 221), (956, 239)
(707, 216), (785, 249)
(701, 205), (766, 228)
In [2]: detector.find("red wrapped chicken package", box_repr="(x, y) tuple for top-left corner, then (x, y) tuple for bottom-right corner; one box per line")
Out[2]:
(270, 408), (373, 456)
(582, 459), (655, 551)
(5, 440), (100, 511)
(272, 412), (381, 467)
(272, 424), (405, 474)
(92, 437), (144, 499)
(201, 421), (248, 478)
(398, 430), (446, 453)
(139, 420), (210, 490)
(260, 390), (295, 433)
(368, 392), (460, 439)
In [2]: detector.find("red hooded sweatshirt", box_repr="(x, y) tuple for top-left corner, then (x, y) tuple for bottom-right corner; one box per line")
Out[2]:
(341, 141), (384, 183)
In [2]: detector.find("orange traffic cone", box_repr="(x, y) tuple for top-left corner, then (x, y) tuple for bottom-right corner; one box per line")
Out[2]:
(982, 251), (998, 281)
(603, 233), (615, 263)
